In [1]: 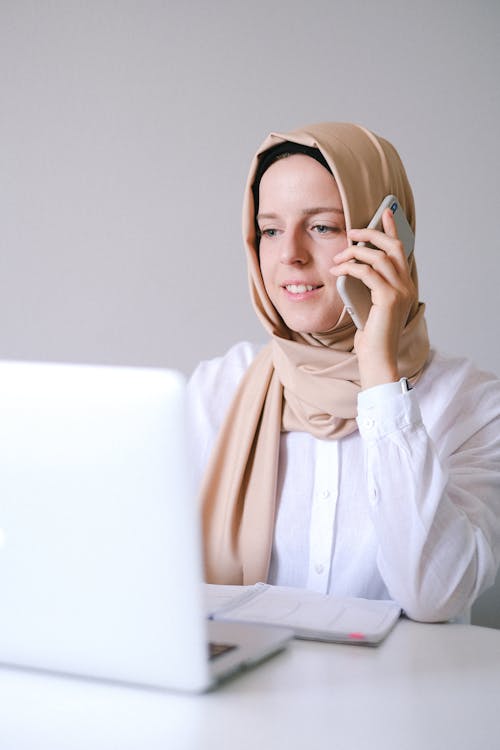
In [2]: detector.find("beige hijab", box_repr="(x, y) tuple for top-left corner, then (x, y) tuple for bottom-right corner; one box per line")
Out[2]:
(201, 122), (430, 584)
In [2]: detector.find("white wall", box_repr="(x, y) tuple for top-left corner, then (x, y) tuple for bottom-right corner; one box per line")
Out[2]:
(1, 0), (499, 626)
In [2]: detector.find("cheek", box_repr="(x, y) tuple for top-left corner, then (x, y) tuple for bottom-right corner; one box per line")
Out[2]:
(323, 238), (346, 265)
(258, 250), (273, 289)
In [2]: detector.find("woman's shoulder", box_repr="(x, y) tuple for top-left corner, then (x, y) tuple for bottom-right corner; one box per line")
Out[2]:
(418, 349), (500, 439)
(186, 341), (265, 480)
(420, 349), (500, 394)
(187, 341), (265, 428)
(189, 340), (265, 388)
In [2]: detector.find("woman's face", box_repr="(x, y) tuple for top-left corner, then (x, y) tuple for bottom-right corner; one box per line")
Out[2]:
(257, 154), (347, 334)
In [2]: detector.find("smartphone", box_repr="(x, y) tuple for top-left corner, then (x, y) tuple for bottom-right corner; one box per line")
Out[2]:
(336, 195), (415, 329)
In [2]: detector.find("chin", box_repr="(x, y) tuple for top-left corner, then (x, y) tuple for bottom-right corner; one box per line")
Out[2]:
(276, 301), (342, 336)
(281, 317), (336, 335)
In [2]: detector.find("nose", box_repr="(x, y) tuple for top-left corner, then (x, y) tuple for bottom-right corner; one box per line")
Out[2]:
(280, 228), (309, 265)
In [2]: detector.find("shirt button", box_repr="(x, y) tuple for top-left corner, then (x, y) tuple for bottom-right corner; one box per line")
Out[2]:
(319, 489), (330, 500)
(315, 563), (324, 575)
(363, 417), (375, 430)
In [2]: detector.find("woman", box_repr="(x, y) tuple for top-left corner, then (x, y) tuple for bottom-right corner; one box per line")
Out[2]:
(188, 122), (500, 622)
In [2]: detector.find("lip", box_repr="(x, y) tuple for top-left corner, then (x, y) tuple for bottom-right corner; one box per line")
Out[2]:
(281, 281), (323, 301)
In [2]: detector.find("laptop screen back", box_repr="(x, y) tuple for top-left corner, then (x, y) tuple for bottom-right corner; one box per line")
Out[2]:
(0, 360), (210, 691)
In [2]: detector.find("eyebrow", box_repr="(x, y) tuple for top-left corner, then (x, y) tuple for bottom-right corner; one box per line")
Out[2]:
(302, 206), (344, 216)
(257, 206), (344, 221)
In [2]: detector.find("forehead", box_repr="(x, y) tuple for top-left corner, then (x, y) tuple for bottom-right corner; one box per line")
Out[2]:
(258, 153), (342, 210)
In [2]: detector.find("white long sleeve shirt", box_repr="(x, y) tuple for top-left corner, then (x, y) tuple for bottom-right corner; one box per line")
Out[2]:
(188, 342), (500, 622)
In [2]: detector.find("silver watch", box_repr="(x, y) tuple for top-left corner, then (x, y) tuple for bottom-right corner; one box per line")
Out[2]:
(399, 377), (412, 392)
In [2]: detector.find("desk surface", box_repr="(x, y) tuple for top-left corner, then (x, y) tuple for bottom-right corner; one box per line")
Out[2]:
(1, 619), (499, 750)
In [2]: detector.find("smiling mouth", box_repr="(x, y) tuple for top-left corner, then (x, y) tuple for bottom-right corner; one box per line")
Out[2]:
(283, 283), (322, 294)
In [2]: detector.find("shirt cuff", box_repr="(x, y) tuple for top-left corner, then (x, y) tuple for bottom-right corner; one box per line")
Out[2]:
(358, 380), (407, 410)
(357, 381), (421, 439)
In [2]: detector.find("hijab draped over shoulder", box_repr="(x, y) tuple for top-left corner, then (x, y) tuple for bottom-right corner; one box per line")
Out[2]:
(201, 122), (430, 584)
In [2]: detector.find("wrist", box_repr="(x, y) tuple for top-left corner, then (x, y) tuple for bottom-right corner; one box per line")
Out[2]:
(358, 378), (412, 408)
(359, 364), (399, 391)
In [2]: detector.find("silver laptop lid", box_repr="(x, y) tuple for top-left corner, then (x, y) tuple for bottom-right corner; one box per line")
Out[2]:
(0, 360), (211, 691)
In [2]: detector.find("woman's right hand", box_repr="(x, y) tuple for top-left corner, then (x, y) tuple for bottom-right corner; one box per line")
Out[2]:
(330, 208), (416, 389)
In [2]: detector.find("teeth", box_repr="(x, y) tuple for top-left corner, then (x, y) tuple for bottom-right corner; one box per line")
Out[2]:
(285, 284), (316, 294)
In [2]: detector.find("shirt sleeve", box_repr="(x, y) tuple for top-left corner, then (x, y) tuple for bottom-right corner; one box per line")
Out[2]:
(356, 361), (500, 622)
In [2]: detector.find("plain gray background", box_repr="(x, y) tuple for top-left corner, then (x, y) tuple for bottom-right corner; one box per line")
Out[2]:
(1, 0), (499, 627)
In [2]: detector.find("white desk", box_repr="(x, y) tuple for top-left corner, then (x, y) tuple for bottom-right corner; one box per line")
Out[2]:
(1, 619), (499, 750)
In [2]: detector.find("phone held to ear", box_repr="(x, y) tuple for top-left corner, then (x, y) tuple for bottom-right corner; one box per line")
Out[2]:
(336, 195), (415, 330)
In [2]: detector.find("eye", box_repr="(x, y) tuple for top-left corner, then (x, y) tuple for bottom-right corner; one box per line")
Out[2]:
(260, 228), (280, 238)
(312, 224), (341, 235)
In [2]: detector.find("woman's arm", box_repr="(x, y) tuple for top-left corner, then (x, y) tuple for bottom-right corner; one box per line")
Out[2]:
(330, 210), (500, 620)
(357, 360), (500, 622)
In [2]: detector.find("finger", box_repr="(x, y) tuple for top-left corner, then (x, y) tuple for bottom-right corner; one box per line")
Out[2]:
(332, 260), (415, 322)
(346, 228), (408, 272)
(331, 239), (414, 293)
(331, 255), (402, 291)
(333, 243), (403, 279)
(347, 227), (401, 253)
(381, 207), (398, 240)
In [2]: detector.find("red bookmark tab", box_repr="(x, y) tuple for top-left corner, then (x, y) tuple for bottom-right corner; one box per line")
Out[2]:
(348, 632), (365, 641)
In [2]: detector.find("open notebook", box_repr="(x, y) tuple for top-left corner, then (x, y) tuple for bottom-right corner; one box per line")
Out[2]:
(206, 583), (401, 645)
(0, 360), (291, 692)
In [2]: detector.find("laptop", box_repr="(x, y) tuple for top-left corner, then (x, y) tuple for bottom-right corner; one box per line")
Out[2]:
(0, 360), (291, 692)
